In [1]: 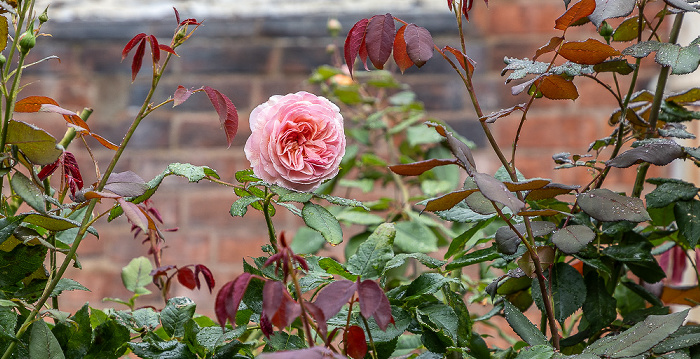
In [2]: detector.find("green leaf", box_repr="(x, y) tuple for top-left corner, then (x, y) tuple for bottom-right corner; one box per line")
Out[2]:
(445, 246), (500, 270)
(121, 256), (153, 295)
(315, 193), (369, 210)
(612, 17), (642, 42)
(161, 297), (196, 339)
(551, 225), (596, 254)
(443, 288), (473, 347)
(335, 209), (384, 225)
(55, 206), (98, 245)
(655, 43), (700, 75)
(383, 253), (446, 274)
(550, 263), (586, 323)
(11, 171), (46, 213)
(319, 257), (357, 281)
(503, 300), (550, 346)
(229, 196), (260, 217)
(404, 273), (456, 299)
(0, 215), (27, 247)
(584, 309), (689, 358)
(394, 221), (438, 253)
(302, 202), (343, 245)
(129, 338), (197, 359)
(6, 120), (62, 165)
(495, 221), (556, 255)
(0, 242), (47, 287)
(29, 320), (65, 359)
(51, 304), (91, 359)
(290, 226), (326, 254)
(444, 217), (494, 259)
(0, 305), (17, 341)
(646, 181), (698, 208)
(264, 331), (306, 352)
(346, 223), (395, 280)
(675, 200), (700, 247)
(50, 278), (89, 297)
(653, 325), (700, 354)
(515, 345), (555, 359)
(582, 272), (617, 332)
(578, 189), (651, 222)
(416, 303), (459, 344)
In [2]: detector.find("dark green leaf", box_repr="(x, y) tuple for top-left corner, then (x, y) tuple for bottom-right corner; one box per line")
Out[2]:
(0, 242), (47, 287)
(50, 278), (89, 297)
(550, 262), (586, 323)
(404, 273), (455, 299)
(319, 257), (357, 281)
(653, 325), (700, 354)
(11, 171), (46, 213)
(29, 320), (65, 359)
(583, 272), (617, 332)
(675, 200), (700, 247)
(623, 41), (663, 58)
(302, 203), (343, 246)
(416, 303), (459, 344)
(578, 189), (651, 222)
(263, 331), (305, 352)
(503, 300), (550, 346)
(346, 223), (394, 280)
(443, 288), (473, 347)
(445, 217), (494, 259)
(551, 225), (596, 254)
(290, 226), (326, 255)
(161, 297), (196, 338)
(584, 309), (688, 358)
(594, 59), (635, 74)
(52, 304), (91, 359)
(646, 181), (698, 208)
(655, 42), (700, 75)
(0, 305), (17, 342)
(129, 338), (197, 359)
(6, 120), (62, 165)
(383, 253), (446, 274)
(516, 345), (555, 359)
(0, 215), (27, 247)
(445, 246), (500, 270)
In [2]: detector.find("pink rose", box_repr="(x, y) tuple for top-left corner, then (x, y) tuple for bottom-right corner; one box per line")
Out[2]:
(244, 91), (346, 192)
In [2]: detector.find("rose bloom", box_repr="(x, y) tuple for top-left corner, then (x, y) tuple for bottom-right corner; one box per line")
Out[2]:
(244, 91), (346, 192)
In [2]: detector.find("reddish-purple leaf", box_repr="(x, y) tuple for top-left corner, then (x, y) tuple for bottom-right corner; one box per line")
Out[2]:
(38, 158), (60, 180)
(215, 273), (261, 327)
(268, 290), (301, 329)
(203, 86), (238, 148)
(463, 0), (474, 20)
(195, 264), (215, 293)
(174, 7), (181, 24)
(263, 280), (285, 320)
(393, 25), (414, 73)
(63, 152), (83, 195)
(117, 198), (149, 233)
(373, 292), (394, 331)
(403, 24), (434, 67)
(606, 140), (684, 168)
(150, 264), (176, 278)
(365, 13), (395, 70)
(122, 33), (146, 61)
(131, 39), (146, 81)
(174, 85), (193, 107)
(105, 171), (148, 197)
(304, 302), (327, 337)
(358, 280), (383, 318)
(158, 44), (177, 56)
(314, 279), (357, 320)
(177, 267), (197, 290)
(448, 0), (454, 10)
(358, 38), (369, 70)
(344, 18), (369, 77)
(473, 172), (525, 214)
(148, 35), (160, 64)
(345, 326), (368, 359)
(260, 312), (273, 338)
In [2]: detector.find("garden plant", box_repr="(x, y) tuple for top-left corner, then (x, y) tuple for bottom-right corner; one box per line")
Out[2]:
(1, 0), (700, 358)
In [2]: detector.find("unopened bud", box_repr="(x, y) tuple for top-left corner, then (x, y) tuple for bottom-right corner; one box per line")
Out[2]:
(38, 7), (49, 23)
(0, 54), (6, 66)
(599, 21), (613, 42)
(19, 30), (36, 54)
(327, 18), (341, 37)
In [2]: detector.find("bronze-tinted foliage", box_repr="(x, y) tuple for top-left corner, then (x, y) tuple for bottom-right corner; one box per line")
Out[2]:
(345, 14), (434, 76)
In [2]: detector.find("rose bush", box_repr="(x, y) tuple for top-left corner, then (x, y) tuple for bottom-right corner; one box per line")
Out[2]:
(244, 91), (346, 192)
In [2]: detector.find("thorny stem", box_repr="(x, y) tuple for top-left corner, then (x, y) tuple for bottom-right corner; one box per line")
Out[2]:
(3, 52), (175, 359)
(632, 12), (684, 198)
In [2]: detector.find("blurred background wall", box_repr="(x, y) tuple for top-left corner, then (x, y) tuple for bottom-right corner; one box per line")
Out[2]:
(21, 0), (691, 316)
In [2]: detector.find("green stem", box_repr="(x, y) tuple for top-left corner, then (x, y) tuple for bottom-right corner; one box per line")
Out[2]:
(632, 13), (684, 198)
(262, 191), (278, 253)
(2, 53), (174, 359)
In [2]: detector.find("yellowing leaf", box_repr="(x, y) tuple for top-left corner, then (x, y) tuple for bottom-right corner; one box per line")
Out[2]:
(0, 17), (7, 52)
(559, 39), (622, 65)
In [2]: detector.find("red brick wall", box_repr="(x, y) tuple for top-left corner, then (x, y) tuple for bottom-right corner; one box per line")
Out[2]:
(24, 2), (668, 316)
